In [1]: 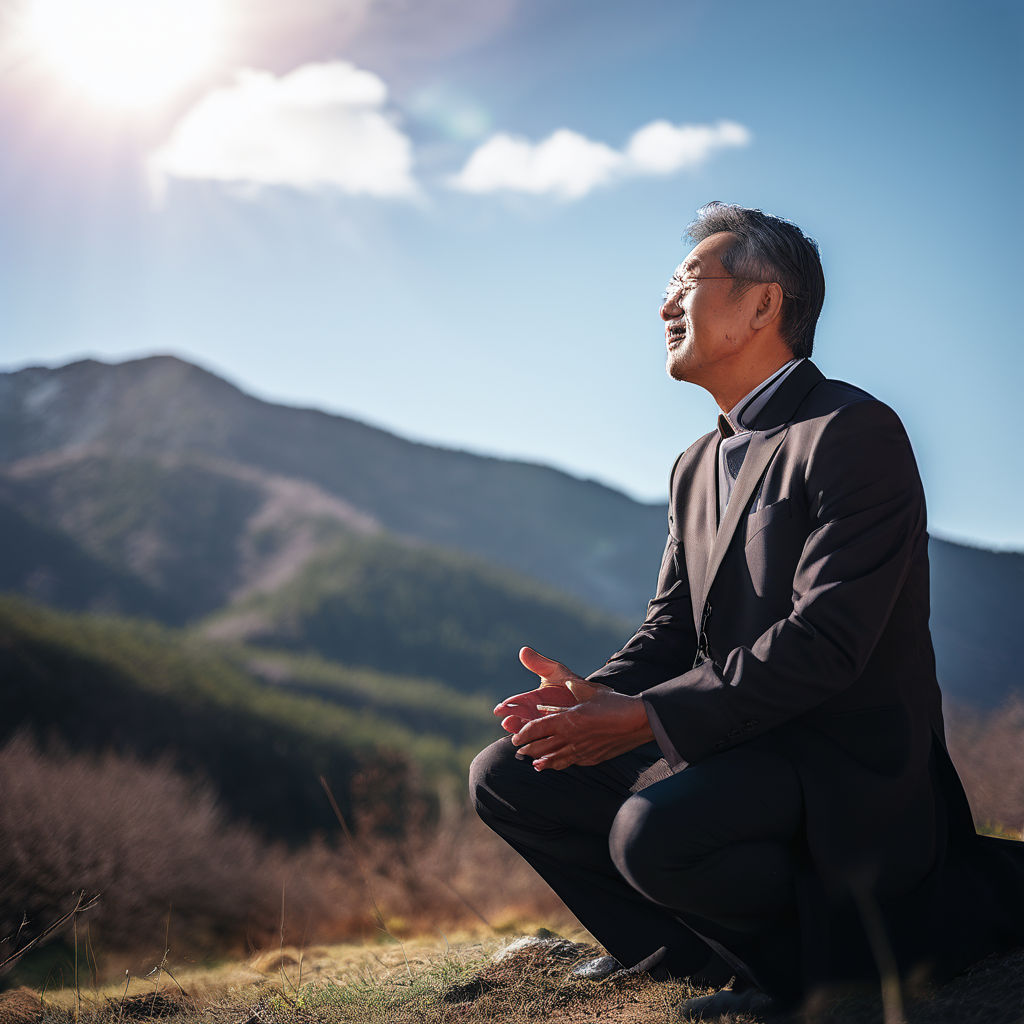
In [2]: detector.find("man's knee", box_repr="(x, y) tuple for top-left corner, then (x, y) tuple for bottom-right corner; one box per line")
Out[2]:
(610, 791), (723, 909)
(609, 792), (684, 903)
(469, 737), (530, 822)
(610, 787), (800, 929)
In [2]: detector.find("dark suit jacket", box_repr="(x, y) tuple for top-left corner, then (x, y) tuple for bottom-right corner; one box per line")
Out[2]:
(588, 359), (1024, 985)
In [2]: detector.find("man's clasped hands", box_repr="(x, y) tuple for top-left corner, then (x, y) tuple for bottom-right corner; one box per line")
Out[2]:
(493, 646), (655, 772)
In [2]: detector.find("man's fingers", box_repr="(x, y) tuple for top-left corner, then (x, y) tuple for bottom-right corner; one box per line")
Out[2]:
(512, 712), (567, 748)
(493, 691), (532, 716)
(495, 689), (549, 716)
(496, 683), (578, 720)
(515, 735), (567, 760)
(519, 646), (570, 682)
(532, 744), (582, 771)
(500, 714), (526, 734)
(518, 647), (600, 703)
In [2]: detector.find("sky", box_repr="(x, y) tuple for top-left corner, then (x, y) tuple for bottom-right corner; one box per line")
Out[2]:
(1, 0), (1021, 549)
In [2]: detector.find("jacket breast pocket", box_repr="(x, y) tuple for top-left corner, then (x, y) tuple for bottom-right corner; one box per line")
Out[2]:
(743, 498), (798, 598)
(744, 497), (792, 546)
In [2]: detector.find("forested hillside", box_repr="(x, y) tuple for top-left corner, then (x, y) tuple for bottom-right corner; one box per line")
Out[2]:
(0, 595), (494, 841)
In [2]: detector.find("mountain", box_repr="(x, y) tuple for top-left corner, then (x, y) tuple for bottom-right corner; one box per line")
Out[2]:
(0, 447), (375, 624)
(1, 354), (1021, 712)
(0, 355), (665, 620)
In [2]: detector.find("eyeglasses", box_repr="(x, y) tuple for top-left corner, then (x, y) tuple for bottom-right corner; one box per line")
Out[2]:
(663, 275), (802, 302)
(662, 275), (735, 301)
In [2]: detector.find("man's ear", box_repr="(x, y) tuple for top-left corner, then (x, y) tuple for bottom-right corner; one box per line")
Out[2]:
(750, 282), (784, 330)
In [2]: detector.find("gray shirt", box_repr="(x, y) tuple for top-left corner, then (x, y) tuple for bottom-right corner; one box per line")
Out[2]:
(716, 358), (804, 522)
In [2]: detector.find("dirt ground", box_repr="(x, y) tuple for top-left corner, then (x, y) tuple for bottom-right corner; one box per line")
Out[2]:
(5, 931), (1022, 1024)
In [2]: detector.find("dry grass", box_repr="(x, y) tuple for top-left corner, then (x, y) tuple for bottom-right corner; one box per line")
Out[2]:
(11, 933), (1024, 1024)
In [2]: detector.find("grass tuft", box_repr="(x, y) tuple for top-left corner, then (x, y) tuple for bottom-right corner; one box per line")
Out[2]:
(15, 935), (1024, 1024)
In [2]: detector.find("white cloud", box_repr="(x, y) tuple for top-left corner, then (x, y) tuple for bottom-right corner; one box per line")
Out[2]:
(149, 61), (417, 199)
(450, 119), (751, 200)
(625, 120), (751, 175)
(449, 129), (621, 200)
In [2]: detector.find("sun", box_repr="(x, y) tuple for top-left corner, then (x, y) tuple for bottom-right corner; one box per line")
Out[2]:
(21, 0), (224, 110)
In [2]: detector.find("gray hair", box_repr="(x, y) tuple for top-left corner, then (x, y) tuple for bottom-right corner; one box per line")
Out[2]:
(686, 202), (825, 358)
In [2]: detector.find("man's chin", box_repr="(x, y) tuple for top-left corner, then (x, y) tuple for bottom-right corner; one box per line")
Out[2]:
(666, 355), (692, 382)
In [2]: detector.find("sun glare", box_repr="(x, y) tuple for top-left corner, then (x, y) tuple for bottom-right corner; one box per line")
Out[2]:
(23, 0), (223, 110)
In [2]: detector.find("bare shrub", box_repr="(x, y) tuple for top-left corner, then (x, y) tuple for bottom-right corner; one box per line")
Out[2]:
(0, 734), (330, 958)
(0, 734), (565, 976)
(945, 694), (1024, 837)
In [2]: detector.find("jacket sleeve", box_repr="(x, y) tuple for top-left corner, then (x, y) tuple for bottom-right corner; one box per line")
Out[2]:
(642, 399), (927, 765)
(586, 454), (698, 696)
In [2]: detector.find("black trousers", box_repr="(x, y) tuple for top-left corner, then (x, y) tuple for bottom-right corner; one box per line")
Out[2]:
(469, 734), (807, 998)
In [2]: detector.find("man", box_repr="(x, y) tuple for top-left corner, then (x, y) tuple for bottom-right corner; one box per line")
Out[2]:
(470, 203), (1024, 1016)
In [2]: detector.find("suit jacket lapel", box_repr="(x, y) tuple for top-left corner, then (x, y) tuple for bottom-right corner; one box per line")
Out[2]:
(696, 426), (788, 617)
(692, 359), (825, 622)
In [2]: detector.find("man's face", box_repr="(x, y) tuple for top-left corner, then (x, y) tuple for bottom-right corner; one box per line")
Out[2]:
(661, 231), (757, 386)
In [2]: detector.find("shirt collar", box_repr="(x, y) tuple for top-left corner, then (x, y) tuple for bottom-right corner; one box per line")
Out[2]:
(718, 358), (804, 437)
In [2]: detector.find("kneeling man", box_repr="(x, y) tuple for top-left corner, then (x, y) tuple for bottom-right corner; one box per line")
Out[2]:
(470, 202), (1024, 1015)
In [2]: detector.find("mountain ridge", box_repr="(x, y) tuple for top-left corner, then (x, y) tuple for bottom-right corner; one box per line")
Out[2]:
(1, 353), (667, 620)
(2, 353), (1021, 711)
(2, 353), (649, 503)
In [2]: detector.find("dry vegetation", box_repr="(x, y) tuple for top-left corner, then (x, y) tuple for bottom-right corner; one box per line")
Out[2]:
(0, 732), (564, 980)
(4, 933), (1023, 1024)
(1, 697), (1022, 1022)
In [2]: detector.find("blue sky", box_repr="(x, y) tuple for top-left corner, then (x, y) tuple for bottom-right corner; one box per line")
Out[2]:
(1, 0), (1021, 548)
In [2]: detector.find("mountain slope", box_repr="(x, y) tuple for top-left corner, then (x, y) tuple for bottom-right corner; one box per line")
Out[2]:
(0, 595), (494, 841)
(0, 355), (665, 620)
(1, 447), (378, 622)
(203, 530), (630, 697)
(0, 497), (174, 619)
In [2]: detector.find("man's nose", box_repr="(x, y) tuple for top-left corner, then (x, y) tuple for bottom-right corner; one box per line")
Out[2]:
(660, 290), (682, 321)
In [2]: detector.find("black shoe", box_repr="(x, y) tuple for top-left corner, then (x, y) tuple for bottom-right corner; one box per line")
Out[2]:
(674, 985), (778, 1020)
(570, 955), (622, 980)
